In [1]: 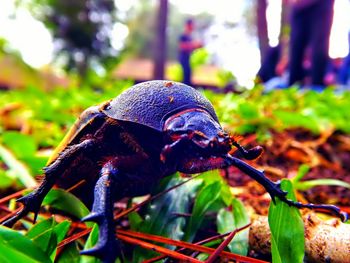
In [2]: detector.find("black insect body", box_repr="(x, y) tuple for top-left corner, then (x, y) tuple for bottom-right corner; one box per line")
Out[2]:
(2, 80), (347, 263)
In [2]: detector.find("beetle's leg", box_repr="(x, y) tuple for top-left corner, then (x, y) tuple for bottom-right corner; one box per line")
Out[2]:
(225, 155), (348, 222)
(179, 154), (348, 222)
(231, 140), (263, 160)
(81, 161), (121, 263)
(1, 139), (96, 227)
(179, 154), (287, 198)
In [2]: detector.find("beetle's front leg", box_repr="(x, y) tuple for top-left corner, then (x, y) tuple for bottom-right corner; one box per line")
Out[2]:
(81, 161), (121, 263)
(179, 154), (348, 222)
(179, 154), (287, 198)
(1, 139), (96, 227)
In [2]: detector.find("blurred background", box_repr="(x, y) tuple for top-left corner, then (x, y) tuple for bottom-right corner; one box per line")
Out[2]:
(1, 0), (349, 90)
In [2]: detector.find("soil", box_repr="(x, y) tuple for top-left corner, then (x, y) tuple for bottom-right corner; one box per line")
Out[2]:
(226, 129), (350, 215)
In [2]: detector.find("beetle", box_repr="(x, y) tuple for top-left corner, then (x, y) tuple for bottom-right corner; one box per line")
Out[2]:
(2, 80), (348, 262)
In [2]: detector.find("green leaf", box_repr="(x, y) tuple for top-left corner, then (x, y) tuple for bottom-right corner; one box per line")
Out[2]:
(26, 217), (55, 239)
(190, 48), (209, 69)
(274, 111), (320, 134)
(0, 225), (52, 263)
(31, 224), (57, 258)
(22, 155), (48, 175)
(2, 131), (37, 158)
(217, 199), (250, 255)
(231, 199), (250, 254)
(26, 217), (71, 260)
(128, 210), (143, 230)
(57, 242), (81, 263)
(42, 189), (90, 220)
(0, 169), (14, 189)
(237, 102), (260, 120)
(268, 179), (305, 263)
(133, 174), (202, 262)
(184, 181), (222, 242)
(52, 220), (71, 244)
(140, 175), (202, 239)
(0, 144), (37, 188)
(81, 224), (99, 263)
(200, 170), (233, 205)
(235, 123), (259, 134)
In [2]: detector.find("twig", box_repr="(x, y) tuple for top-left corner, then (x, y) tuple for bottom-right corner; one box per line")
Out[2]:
(143, 232), (231, 263)
(118, 233), (202, 263)
(0, 189), (25, 204)
(205, 223), (251, 263)
(118, 229), (267, 263)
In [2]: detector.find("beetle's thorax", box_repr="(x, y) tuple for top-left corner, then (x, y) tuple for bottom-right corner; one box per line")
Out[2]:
(163, 109), (231, 154)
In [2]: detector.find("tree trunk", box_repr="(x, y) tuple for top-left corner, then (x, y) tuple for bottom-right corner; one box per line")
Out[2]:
(153, 0), (168, 80)
(257, 0), (269, 64)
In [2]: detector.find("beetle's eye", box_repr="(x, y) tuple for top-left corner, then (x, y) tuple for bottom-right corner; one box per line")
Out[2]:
(166, 116), (185, 131)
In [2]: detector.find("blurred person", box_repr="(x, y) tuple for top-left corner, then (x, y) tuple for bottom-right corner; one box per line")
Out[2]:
(256, 45), (282, 83)
(338, 54), (350, 86)
(178, 19), (202, 86)
(324, 57), (343, 86)
(338, 33), (350, 86)
(288, 0), (335, 89)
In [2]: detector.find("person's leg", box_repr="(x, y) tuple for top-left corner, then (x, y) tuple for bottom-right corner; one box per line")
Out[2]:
(288, 9), (311, 86)
(338, 54), (350, 84)
(310, 0), (335, 86)
(182, 58), (192, 86)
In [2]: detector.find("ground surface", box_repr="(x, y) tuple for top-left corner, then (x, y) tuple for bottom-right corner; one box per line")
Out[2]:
(226, 129), (350, 216)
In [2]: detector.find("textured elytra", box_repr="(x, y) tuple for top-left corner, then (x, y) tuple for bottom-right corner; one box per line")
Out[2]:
(102, 80), (219, 131)
(47, 105), (103, 165)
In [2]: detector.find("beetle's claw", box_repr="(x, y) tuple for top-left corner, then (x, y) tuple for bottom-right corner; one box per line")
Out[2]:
(80, 232), (122, 263)
(269, 182), (349, 222)
(80, 245), (105, 257)
(81, 212), (103, 224)
(81, 207), (120, 262)
(1, 193), (43, 227)
(340, 212), (349, 222)
(16, 194), (43, 223)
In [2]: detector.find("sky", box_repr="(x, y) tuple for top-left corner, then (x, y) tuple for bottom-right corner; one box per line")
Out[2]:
(0, 0), (350, 87)
(0, 1), (54, 67)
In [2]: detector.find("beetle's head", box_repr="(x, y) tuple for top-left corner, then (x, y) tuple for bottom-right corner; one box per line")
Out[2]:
(163, 109), (232, 155)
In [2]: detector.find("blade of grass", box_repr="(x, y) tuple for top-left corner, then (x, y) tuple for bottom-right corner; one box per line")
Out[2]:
(0, 144), (37, 188)
(295, 179), (350, 191)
